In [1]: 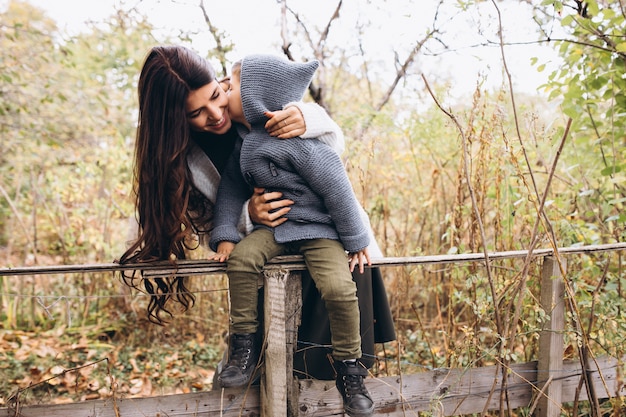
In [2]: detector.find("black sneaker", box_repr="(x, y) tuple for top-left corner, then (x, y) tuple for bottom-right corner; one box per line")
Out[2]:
(334, 359), (374, 417)
(218, 333), (260, 388)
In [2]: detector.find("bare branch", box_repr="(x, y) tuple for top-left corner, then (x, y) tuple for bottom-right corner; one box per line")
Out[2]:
(277, 0), (344, 109)
(353, 0), (451, 139)
(316, 0), (342, 53)
(354, 25), (438, 140)
(279, 0), (294, 59)
(8, 359), (112, 415)
(199, 0), (230, 77)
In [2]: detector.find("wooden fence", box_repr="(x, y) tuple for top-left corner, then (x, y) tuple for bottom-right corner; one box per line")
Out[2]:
(1, 242), (625, 416)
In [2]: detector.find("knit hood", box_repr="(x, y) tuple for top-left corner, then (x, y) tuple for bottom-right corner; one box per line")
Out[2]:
(240, 54), (319, 125)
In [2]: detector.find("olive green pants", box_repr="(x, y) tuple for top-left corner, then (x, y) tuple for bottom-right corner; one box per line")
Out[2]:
(226, 228), (362, 361)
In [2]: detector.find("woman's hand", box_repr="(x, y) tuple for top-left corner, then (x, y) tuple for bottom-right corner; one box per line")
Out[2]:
(248, 187), (294, 227)
(348, 247), (371, 274)
(265, 107), (305, 139)
(210, 241), (236, 263)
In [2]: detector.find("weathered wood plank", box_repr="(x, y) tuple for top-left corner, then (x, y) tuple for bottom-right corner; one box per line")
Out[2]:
(536, 256), (566, 417)
(261, 268), (289, 417)
(4, 387), (260, 417)
(286, 271), (303, 417)
(297, 356), (625, 416)
(3, 356), (624, 417)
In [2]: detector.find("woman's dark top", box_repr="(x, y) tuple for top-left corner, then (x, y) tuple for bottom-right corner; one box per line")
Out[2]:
(191, 126), (239, 175)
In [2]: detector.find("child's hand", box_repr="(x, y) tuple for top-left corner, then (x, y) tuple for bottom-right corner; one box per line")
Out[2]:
(210, 241), (236, 262)
(348, 247), (371, 274)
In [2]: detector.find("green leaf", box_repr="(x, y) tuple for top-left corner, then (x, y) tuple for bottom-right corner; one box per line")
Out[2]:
(561, 14), (575, 26)
(600, 165), (621, 176)
(586, 1), (600, 16)
(589, 76), (606, 89)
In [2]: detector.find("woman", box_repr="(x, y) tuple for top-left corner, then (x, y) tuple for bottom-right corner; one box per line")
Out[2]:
(119, 45), (395, 382)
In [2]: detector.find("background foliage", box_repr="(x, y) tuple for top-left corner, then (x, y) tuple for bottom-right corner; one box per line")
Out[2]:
(1, 0), (625, 415)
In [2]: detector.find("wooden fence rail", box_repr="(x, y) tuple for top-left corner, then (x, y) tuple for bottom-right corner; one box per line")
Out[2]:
(1, 242), (625, 417)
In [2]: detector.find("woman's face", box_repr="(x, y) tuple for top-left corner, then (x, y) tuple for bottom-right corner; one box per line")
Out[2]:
(185, 79), (231, 134)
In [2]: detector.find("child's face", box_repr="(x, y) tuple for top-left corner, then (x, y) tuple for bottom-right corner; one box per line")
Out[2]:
(227, 70), (245, 125)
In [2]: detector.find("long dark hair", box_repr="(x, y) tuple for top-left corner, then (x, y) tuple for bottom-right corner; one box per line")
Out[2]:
(119, 45), (216, 324)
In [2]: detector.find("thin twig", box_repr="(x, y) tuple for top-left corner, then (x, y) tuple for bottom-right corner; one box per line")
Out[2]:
(490, 1), (557, 414)
(8, 358), (111, 415)
(198, 0), (230, 77)
(421, 74), (502, 416)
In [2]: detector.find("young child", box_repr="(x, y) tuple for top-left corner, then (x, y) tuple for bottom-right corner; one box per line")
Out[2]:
(209, 55), (374, 417)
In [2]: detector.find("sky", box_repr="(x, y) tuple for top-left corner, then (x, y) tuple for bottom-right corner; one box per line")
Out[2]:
(13, 0), (563, 99)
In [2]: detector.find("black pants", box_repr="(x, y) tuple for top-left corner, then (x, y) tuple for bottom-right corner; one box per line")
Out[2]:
(292, 266), (396, 380)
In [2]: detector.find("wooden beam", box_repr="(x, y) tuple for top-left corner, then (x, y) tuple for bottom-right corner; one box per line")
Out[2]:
(1, 242), (625, 276)
(297, 356), (625, 416)
(536, 256), (566, 417)
(5, 356), (623, 417)
(286, 271), (302, 417)
(261, 268), (289, 417)
(3, 387), (259, 417)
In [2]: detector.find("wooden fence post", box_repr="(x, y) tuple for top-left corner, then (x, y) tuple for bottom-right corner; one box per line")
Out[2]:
(286, 271), (302, 417)
(535, 256), (566, 417)
(261, 269), (302, 417)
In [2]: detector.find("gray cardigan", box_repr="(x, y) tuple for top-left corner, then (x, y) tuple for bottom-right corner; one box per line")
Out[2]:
(209, 55), (368, 253)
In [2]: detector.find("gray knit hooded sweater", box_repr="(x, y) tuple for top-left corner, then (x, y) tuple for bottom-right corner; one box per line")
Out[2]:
(209, 54), (369, 252)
